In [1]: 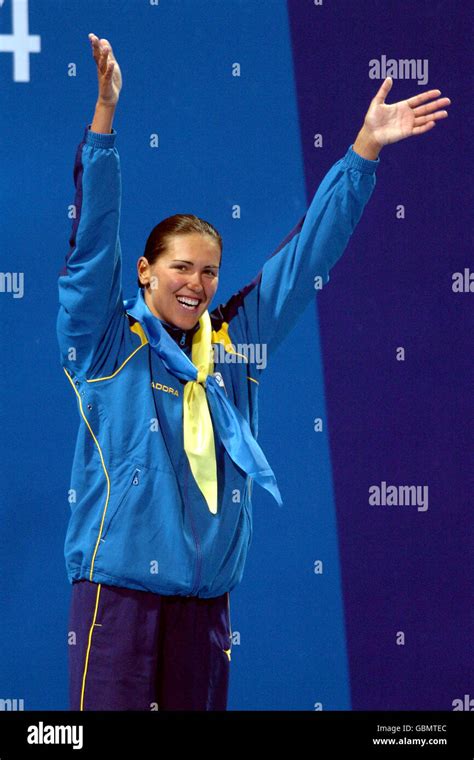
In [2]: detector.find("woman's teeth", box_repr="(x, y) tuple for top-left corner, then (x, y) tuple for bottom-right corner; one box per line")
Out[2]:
(176, 296), (200, 311)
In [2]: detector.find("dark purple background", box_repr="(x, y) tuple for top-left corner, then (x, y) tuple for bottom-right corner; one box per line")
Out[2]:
(288, 0), (473, 709)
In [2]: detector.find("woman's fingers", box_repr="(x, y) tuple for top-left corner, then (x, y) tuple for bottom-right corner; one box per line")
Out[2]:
(412, 96), (451, 117)
(88, 33), (101, 59)
(89, 33), (106, 71)
(104, 59), (115, 80)
(414, 110), (449, 127)
(88, 33), (114, 73)
(89, 34), (114, 78)
(88, 32), (122, 103)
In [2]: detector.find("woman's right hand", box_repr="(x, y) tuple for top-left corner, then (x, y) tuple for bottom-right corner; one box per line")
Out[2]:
(88, 33), (122, 107)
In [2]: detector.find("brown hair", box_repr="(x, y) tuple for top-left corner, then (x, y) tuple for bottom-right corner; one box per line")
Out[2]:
(137, 214), (223, 288)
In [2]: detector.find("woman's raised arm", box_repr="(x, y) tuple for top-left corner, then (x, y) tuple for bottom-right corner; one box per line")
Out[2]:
(56, 34), (125, 378)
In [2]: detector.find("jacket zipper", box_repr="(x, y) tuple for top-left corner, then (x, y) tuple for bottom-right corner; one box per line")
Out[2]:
(185, 463), (202, 595)
(105, 467), (140, 536)
(148, 341), (200, 593)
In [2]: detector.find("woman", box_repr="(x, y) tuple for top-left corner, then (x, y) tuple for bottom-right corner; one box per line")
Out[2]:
(57, 33), (450, 711)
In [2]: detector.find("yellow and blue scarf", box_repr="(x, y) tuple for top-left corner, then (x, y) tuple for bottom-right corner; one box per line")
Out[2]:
(124, 288), (283, 514)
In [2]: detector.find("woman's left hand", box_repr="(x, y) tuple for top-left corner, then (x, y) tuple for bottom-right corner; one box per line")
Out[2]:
(363, 76), (451, 148)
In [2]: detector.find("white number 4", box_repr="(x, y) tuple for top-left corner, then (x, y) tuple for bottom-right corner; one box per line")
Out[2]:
(0, 0), (40, 82)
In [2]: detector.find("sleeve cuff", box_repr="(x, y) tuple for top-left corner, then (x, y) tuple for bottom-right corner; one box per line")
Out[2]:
(344, 144), (380, 174)
(84, 124), (117, 148)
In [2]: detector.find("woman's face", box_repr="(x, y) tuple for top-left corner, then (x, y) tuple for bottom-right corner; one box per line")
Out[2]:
(137, 233), (221, 330)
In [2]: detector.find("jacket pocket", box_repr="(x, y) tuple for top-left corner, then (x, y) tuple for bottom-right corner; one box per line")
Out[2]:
(101, 464), (143, 541)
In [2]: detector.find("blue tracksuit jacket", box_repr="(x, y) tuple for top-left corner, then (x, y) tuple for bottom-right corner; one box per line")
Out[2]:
(56, 124), (379, 598)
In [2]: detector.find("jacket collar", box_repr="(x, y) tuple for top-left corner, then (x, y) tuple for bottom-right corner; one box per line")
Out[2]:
(159, 317), (201, 351)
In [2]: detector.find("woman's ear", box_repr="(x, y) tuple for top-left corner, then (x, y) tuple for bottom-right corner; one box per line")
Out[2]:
(137, 256), (149, 287)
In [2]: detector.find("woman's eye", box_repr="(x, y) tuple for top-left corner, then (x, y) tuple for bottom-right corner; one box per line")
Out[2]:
(175, 266), (216, 275)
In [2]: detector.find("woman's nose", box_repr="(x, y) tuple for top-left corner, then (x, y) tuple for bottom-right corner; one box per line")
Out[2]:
(187, 274), (204, 292)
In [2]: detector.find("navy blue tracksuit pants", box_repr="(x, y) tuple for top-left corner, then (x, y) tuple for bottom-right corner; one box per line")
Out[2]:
(68, 580), (232, 711)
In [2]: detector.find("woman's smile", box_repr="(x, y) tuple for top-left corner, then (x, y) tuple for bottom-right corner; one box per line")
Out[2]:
(175, 294), (202, 312)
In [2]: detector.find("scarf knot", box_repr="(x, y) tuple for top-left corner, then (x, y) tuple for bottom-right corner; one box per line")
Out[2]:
(123, 288), (283, 514)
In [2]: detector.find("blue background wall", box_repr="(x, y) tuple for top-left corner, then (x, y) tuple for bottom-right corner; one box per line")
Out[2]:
(0, 0), (471, 711)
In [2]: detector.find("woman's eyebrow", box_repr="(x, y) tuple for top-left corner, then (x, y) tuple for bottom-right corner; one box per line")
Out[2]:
(172, 259), (219, 269)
